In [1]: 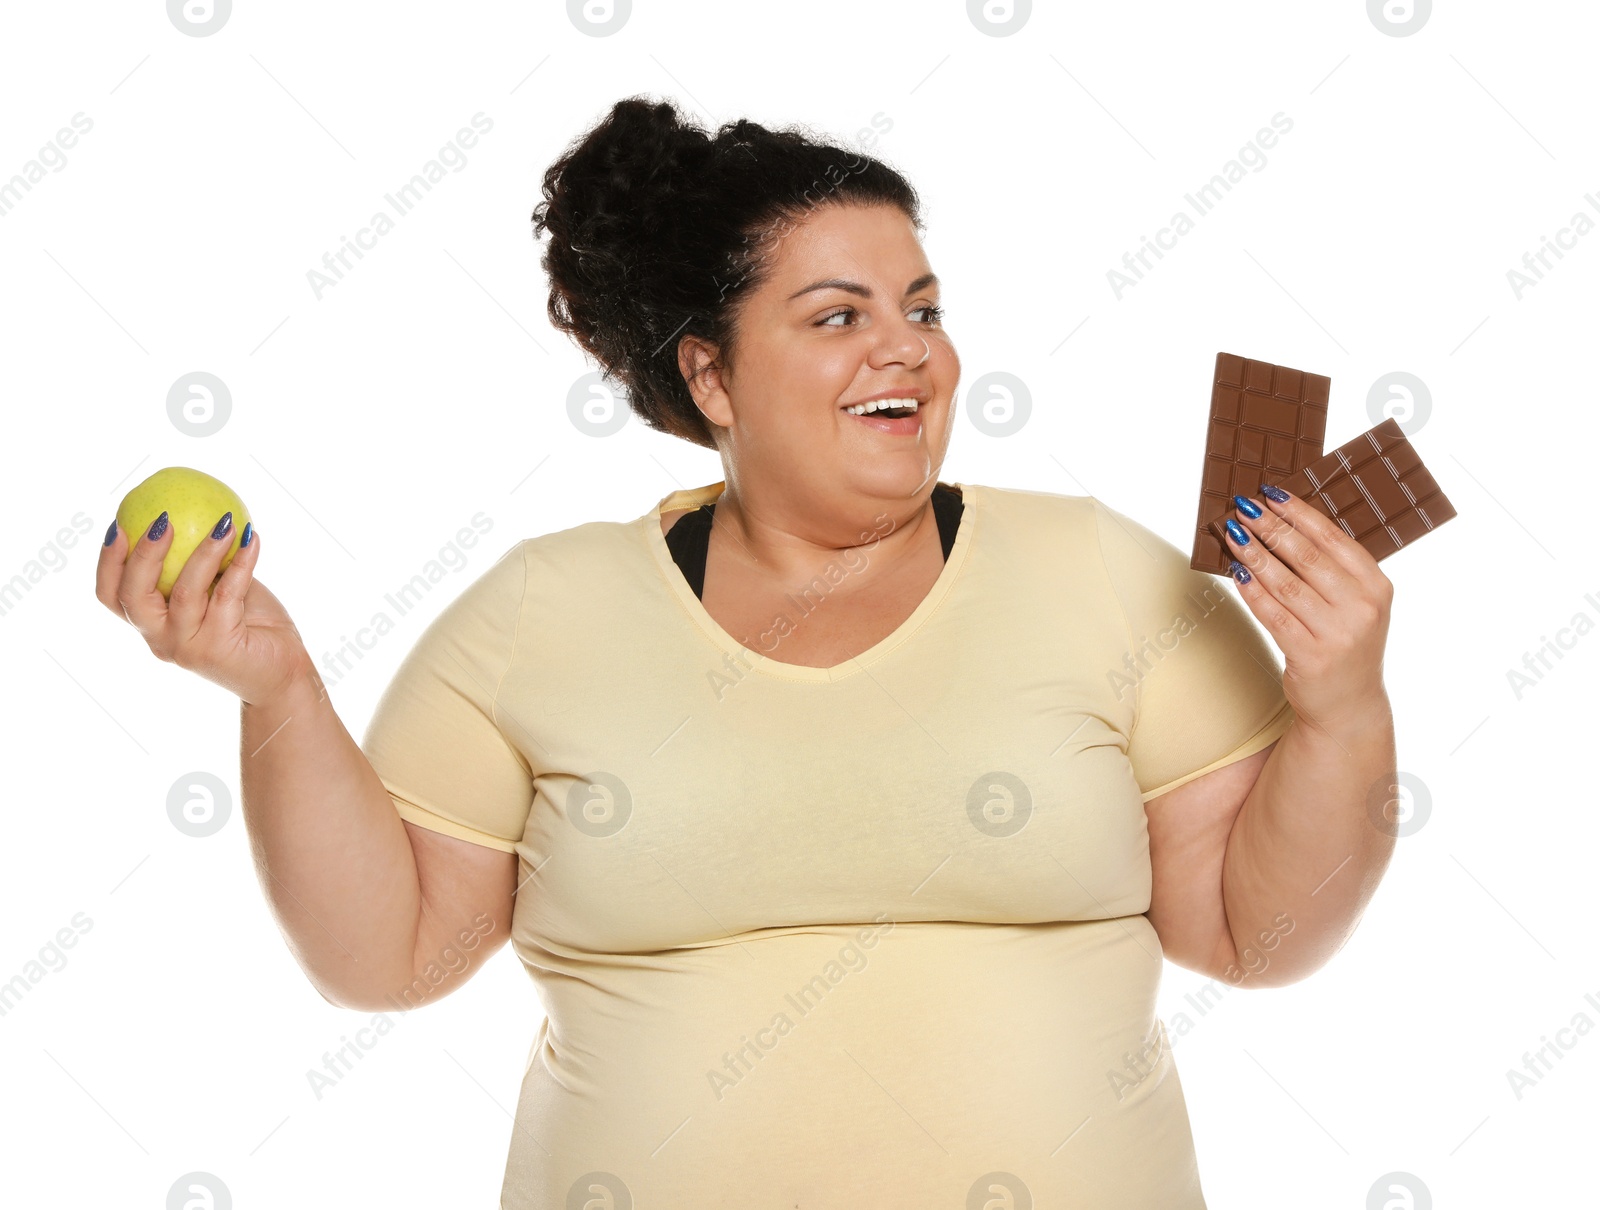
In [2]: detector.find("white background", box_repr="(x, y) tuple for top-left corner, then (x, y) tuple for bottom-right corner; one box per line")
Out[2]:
(1, 1), (1594, 1206)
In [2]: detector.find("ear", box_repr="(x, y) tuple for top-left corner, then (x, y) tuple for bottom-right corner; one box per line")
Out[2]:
(678, 333), (732, 427)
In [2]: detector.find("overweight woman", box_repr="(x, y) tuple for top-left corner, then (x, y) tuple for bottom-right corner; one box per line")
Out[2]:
(97, 96), (1399, 1207)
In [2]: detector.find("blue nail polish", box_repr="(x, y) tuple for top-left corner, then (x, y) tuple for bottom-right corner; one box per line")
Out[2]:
(211, 511), (233, 540)
(240, 521), (253, 549)
(1224, 518), (1250, 546)
(1232, 494), (1262, 519)
(1260, 484), (1289, 503)
(147, 511), (169, 541)
(103, 520), (117, 547)
(1229, 560), (1252, 584)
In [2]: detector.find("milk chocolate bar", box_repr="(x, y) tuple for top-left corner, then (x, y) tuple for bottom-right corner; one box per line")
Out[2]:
(1208, 417), (1457, 564)
(1190, 352), (1329, 574)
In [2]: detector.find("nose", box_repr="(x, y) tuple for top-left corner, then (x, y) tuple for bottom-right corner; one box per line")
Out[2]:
(870, 321), (931, 370)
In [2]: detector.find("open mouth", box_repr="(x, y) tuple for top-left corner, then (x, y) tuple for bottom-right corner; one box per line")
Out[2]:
(841, 398), (921, 419)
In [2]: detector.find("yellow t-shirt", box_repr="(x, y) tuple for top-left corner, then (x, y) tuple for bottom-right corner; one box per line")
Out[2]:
(360, 480), (1294, 1209)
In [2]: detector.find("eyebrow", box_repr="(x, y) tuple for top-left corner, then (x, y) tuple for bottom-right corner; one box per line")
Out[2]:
(786, 272), (939, 302)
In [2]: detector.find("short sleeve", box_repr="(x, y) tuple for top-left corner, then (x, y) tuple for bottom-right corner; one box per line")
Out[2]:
(1090, 498), (1296, 802)
(358, 540), (534, 853)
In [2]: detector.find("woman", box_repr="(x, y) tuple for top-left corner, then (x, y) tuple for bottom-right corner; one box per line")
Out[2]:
(97, 96), (1399, 1207)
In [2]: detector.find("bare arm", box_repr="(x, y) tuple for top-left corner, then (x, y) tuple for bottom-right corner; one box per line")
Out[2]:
(1208, 485), (1401, 987)
(1144, 709), (1396, 993)
(241, 658), (517, 1012)
(100, 509), (516, 1013)
(1143, 742), (1275, 981)
(1220, 702), (1397, 988)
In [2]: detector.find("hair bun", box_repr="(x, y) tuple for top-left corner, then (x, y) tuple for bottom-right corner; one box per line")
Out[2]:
(531, 94), (920, 450)
(537, 98), (713, 261)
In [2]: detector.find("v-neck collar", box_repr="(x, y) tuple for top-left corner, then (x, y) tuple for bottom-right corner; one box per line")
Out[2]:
(642, 481), (979, 683)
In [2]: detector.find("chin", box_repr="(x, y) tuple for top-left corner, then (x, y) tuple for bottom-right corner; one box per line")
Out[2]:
(840, 462), (939, 502)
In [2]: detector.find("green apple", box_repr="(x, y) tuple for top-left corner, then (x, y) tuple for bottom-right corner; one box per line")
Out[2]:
(116, 466), (251, 599)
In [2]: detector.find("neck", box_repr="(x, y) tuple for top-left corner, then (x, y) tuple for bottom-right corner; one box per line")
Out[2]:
(706, 482), (944, 584)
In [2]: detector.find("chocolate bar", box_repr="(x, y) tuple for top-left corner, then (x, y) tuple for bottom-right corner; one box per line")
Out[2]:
(1208, 417), (1457, 564)
(1190, 352), (1329, 574)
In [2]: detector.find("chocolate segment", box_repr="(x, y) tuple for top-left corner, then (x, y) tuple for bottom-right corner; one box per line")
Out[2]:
(1190, 352), (1329, 573)
(1208, 417), (1457, 564)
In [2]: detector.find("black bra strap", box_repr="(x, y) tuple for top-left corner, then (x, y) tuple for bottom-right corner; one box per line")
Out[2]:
(666, 484), (963, 602)
(663, 503), (715, 601)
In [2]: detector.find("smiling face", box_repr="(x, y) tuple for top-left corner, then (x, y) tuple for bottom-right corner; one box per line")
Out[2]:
(678, 202), (959, 520)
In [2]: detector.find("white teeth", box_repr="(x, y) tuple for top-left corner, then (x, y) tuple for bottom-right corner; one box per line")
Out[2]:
(843, 398), (921, 415)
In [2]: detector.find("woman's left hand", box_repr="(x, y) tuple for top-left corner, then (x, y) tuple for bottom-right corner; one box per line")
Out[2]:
(1219, 487), (1394, 735)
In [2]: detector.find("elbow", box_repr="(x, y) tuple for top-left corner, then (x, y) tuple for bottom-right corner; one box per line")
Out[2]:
(1215, 939), (1325, 990)
(1228, 965), (1318, 990)
(310, 975), (412, 1015)
(311, 980), (367, 1013)
(1218, 939), (1334, 989)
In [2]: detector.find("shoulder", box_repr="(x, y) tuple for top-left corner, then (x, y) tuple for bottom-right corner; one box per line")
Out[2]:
(516, 514), (639, 554)
(968, 484), (1204, 601)
(1079, 497), (1239, 633)
(443, 513), (645, 607)
(659, 506), (694, 537)
(964, 482), (1132, 559)
(507, 507), (685, 615)
(964, 481), (1098, 528)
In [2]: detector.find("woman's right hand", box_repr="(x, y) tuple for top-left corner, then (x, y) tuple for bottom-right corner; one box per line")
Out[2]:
(96, 514), (315, 707)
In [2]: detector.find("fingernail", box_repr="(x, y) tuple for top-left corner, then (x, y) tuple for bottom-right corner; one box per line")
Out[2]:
(211, 511), (233, 540)
(1229, 559), (1252, 584)
(146, 511), (169, 541)
(103, 520), (117, 547)
(239, 521), (253, 549)
(1224, 518), (1250, 546)
(1260, 484), (1289, 503)
(1232, 494), (1262, 519)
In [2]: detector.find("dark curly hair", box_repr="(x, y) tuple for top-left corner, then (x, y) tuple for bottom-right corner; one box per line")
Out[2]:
(531, 95), (922, 450)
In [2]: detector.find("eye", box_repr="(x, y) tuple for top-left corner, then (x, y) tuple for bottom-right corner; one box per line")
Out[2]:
(815, 303), (946, 327)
